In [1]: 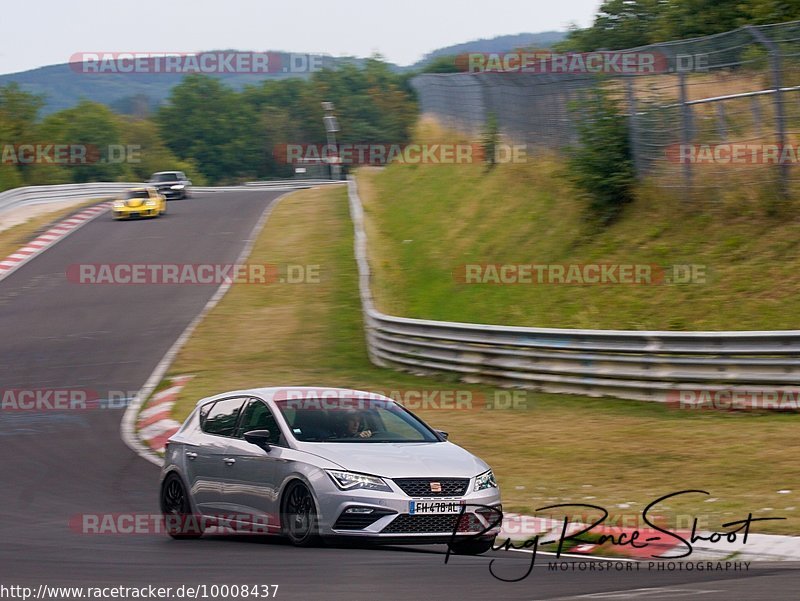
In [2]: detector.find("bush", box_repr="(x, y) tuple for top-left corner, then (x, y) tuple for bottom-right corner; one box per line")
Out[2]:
(0, 164), (23, 193)
(568, 85), (635, 225)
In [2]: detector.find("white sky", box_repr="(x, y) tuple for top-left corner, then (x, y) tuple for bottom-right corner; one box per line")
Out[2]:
(0, 0), (601, 75)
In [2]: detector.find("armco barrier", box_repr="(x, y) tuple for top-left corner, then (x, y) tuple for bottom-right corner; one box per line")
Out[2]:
(0, 180), (342, 217)
(348, 176), (800, 402)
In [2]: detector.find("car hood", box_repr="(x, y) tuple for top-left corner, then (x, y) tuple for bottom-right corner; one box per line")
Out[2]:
(295, 441), (489, 479)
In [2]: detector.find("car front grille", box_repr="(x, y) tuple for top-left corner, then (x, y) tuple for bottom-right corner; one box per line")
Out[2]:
(393, 478), (469, 497)
(382, 513), (483, 534)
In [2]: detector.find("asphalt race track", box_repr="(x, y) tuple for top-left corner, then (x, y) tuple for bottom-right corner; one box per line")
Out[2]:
(0, 191), (798, 600)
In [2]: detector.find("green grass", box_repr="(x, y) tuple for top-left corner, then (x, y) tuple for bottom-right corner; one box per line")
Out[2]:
(357, 122), (800, 330)
(163, 185), (800, 535)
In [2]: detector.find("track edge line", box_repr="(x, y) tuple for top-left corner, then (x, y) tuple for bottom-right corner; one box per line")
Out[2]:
(119, 190), (295, 466)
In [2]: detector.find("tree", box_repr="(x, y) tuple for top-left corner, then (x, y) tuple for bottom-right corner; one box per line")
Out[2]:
(157, 75), (253, 183)
(118, 118), (204, 183)
(558, 0), (665, 51)
(557, 0), (797, 51)
(0, 83), (45, 187)
(38, 101), (126, 183)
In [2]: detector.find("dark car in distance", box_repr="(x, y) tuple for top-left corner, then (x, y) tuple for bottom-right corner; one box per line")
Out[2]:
(149, 171), (192, 200)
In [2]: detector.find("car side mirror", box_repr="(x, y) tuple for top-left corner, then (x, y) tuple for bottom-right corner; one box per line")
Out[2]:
(244, 429), (272, 450)
(436, 430), (449, 440)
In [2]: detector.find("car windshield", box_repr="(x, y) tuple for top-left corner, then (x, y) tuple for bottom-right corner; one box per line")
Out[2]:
(125, 190), (150, 199)
(274, 397), (440, 443)
(151, 173), (179, 182)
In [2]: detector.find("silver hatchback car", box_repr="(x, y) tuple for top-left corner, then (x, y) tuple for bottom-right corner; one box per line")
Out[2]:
(159, 387), (502, 554)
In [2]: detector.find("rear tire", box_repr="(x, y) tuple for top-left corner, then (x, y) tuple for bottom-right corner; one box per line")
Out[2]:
(281, 481), (319, 547)
(448, 536), (496, 555)
(160, 473), (203, 539)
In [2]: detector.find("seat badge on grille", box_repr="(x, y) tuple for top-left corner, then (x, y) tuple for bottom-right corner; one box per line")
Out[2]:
(430, 482), (442, 493)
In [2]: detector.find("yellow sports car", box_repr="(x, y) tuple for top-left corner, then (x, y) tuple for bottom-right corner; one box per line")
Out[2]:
(112, 187), (167, 220)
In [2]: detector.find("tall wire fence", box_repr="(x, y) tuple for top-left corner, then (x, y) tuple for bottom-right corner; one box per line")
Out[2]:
(411, 20), (800, 192)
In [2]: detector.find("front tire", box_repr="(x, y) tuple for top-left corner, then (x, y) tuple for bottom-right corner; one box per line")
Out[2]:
(448, 536), (496, 555)
(281, 481), (319, 547)
(160, 473), (203, 539)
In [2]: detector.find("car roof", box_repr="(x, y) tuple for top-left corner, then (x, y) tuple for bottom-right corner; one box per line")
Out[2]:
(194, 386), (395, 407)
(151, 171), (181, 175)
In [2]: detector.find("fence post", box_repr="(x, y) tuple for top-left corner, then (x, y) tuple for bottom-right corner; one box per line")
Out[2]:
(751, 96), (763, 136)
(678, 71), (693, 189)
(716, 103), (728, 140)
(625, 78), (643, 179)
(476, 74), (492, 137)
(747, 25), (788, 198)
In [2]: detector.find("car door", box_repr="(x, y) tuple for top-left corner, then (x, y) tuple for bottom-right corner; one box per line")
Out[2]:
(219, 398), (285, 533)
(184, 396), (247, 515)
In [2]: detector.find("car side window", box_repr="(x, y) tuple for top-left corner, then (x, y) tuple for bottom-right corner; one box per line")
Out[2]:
(202, 397), (246, 437)
(236, 399), (281, 444)
(198, 402), (213, 424)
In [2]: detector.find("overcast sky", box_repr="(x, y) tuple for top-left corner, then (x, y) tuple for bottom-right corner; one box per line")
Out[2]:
(0, 0), (601, 75)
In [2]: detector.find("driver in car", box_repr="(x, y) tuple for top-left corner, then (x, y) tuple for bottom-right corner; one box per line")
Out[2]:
(341, 410), (373, 438)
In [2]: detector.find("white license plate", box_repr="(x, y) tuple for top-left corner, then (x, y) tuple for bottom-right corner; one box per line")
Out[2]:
(408, 500), (464, 514)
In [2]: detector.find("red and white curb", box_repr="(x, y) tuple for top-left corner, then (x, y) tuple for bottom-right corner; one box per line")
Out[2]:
(0, 202), (111, 283)
(136, 375), (194, 454)
(500, 512), (800, 561)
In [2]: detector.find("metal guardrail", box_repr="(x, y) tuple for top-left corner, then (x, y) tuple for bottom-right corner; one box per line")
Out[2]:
(348, 177), (800, 402)
(0, 180), (343, 217)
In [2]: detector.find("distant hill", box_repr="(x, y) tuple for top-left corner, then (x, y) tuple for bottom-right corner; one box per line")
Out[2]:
(0, 52), (348, 115)
(0, 33), (567, 115)
(407, 31), (567, 69)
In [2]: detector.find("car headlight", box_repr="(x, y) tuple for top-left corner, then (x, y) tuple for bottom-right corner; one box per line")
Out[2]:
(113, 201), (125, 209)
(474, 469), (497, 491)
(145, 199), (156, 206)
(170, 184), (184, 190)
(325, 470), (391, 492)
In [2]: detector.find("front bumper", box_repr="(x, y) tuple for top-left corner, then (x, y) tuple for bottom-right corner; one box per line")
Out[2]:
(114, 207), (160, 219)
(315, 479), (502, 543)
(156, 187), (185, 199)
